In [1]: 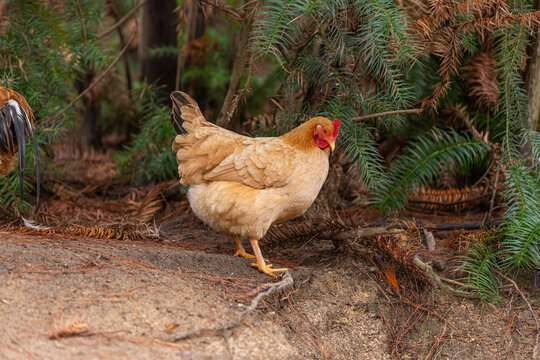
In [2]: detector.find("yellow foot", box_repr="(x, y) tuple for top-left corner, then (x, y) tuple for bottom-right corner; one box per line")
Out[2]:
(251, 262), (288, 277)
(234, 249), (256, 259)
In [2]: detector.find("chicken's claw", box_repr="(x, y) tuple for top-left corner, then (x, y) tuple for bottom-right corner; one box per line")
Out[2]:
(251, 262), (288, 277)
(249, 238), (288, 277)
(233, 235), (256, 259)
(234, 249), (255, 259)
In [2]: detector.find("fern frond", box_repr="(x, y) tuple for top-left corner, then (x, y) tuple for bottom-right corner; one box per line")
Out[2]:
(115, 85), (177, 183)
(251, 0), (321, 61)
(499, 164), (540, 270)
(524, 129), (540, 176)
(458, 241), (500, 304)
(355, 0), (418, 108)
(340, 119), (388, 191)
(374, 129), (490, 213)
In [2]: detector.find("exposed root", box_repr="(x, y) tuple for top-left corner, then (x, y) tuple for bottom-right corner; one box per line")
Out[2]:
(412, 255), (480, 299)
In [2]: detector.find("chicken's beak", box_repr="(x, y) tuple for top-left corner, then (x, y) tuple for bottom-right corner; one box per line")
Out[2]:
(328, 141), (335, 153)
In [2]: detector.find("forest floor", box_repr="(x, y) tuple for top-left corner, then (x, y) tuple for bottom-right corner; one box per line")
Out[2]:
(0, 200), (538, 360)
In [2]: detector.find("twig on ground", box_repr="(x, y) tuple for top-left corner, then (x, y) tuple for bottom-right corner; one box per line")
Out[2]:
(412, 255), (480, 299)
(330, 226), (403, 242)
(496, 271), (539, 359)
(400, 295), (462, 333)
(165, 271), (293, 343)
(364, 220), (504, 231)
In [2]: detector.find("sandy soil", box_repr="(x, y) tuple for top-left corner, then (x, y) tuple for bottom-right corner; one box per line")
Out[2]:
(0, 225), (537, 360)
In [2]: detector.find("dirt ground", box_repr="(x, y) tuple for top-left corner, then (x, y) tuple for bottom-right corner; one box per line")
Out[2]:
(0, 213), (538, 360)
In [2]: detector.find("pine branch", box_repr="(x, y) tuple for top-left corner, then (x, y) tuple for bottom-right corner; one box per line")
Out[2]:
(46, 29), (137, 124)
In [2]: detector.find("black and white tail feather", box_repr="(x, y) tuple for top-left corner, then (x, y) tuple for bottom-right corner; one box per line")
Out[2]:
(170, 91), (193, 135)
(0, 99), (41, 204)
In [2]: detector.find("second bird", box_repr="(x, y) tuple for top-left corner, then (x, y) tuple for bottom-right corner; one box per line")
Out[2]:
(170, 92), (340, 277)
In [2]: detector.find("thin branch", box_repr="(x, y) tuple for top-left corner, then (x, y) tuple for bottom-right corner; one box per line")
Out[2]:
(99, 0), (146, 39)
(485, 160), (502, 226)
(412, 255), (480, 299)
(497, 271), (539, 360)
(216, 0), (257, 127)
(370, 221), (504, 231)
(165, 271), (293, 343)
(351, 108), (423, 122)
(200, 0), (245, 21)
(47, 29), (137, 124)
(329, 226), (403, 242)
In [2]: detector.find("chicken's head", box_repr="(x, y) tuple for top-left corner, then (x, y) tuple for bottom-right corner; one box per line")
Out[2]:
(313, 118), (341, 152)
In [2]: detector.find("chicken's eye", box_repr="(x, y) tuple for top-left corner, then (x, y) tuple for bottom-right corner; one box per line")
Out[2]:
(323, 129), (327, 134)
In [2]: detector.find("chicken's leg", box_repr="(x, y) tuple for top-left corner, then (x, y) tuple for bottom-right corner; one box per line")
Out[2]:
(249, 239), (288, 277)
(233, 235), (255, 259)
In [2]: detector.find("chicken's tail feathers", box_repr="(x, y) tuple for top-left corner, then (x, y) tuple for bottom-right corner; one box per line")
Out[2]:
(170, 91), (204, 135)
(0, 99), (40, 204)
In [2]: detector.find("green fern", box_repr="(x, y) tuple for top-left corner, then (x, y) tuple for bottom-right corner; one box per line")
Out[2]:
(0, 0), (107, 210)
(354, 0), (418, 108)
(499, 164), (540, 270)
(339, 119), (388, 191)
(116, 85), (177, 183)
(251, 0), (322, 61)
(459, 241), (500, 304)
(374, 129), (490, 213)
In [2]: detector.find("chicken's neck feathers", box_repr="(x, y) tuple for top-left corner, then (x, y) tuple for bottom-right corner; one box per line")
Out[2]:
(280, 118), (329, 154)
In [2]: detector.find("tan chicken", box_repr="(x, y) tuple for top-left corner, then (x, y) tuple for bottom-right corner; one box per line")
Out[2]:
(171, 92), (340, 276)
(0, 86), (40, 202)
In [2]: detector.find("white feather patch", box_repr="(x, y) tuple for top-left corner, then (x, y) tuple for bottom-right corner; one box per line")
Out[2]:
(22, 217), (50, 230)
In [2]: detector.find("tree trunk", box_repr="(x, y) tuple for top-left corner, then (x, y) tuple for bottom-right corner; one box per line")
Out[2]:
(176, 0), (206, 91)
(76, 73), (103, 152)
(141, 0), (177, 95)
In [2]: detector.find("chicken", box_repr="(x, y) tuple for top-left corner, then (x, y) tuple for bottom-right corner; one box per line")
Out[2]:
(0, 86), (40, 203)
(170, 91), (340, 276)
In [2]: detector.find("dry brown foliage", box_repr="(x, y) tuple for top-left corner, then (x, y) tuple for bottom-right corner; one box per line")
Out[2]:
(408, 185), (490, 213)
(462, 51), (500, 110)
(50, 318), (92, 340)
(414, 0), (540, 109)
(4, 222), (150, 241)
(443, 103), (491, 143)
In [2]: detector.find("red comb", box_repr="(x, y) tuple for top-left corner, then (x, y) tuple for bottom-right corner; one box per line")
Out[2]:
(333, 118), (341, 138)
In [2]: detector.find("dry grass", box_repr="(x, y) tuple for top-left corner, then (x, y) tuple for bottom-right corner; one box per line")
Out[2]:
(50, 317), (92, 340)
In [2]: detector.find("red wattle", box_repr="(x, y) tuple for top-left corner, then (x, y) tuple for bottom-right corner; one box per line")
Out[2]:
(315, 138), (328, 149)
